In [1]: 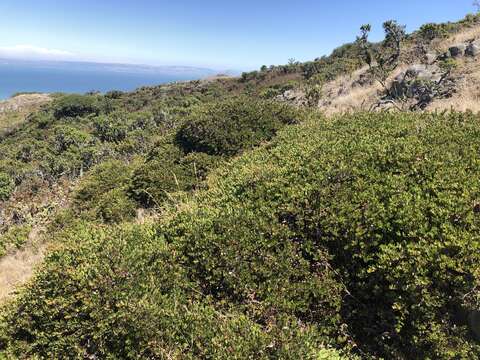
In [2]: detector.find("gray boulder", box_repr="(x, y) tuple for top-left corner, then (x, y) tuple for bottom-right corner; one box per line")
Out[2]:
(425, 52), (437, 65)
(401, 64), (442, 82)
(449, 44), (467, 57)
(275, 89), (306, 106)
(466, 40), (480, 57)
(390, 64), (442, 99)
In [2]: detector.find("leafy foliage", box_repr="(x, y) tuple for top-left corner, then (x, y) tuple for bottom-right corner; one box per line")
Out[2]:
(129, 143), (220, 207)
(357, 20), (406, 90)
(175, 97), (302, 156)
(3, 112), (480, 358)
(0, 173), (14, 201)
(0, 225), (31, 257)
(3, 13), (480, 359)
(0, 223), (351, 359)
(53, 94), (99, 119)
(418, 23), (450, 41)
(73, 160), (137, 223)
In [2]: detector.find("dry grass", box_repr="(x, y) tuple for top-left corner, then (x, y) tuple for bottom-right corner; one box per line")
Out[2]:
(0, 227), (46, 303)
(317, 24), (480, 115)
(0, 93), (51, 135)
(318, 66), (374, 114)
(0, 178), (72, 304)
(436, 25), (480, 52)
(428, 24), (480, 112)
(428, 58), (480, 112)
(318, 65), (412, 115)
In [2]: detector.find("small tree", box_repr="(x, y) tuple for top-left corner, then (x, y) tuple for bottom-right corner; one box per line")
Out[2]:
(357, 20), (406, 109)
(419, 23), (448, 42)
(357, 21), (405, 86)
(357, 24), (373, 68)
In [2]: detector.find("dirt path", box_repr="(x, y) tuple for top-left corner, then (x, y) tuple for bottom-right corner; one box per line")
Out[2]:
(0, 228), (47, 303)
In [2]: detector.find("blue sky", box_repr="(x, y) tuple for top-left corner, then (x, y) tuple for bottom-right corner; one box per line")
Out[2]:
(0, 1), (477, 70)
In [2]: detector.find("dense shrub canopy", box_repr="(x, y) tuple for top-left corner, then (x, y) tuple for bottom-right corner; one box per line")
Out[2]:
(4, 15), (480, 357)
(175, 97), (303, 156)
(0, 223), (348, 359)
(129, 143), (220, 207)
(169, 111), (480, 358)
(73, 160), (137, 222)
(0, 172), (14, 201)
(53, 94), (100, 119)
(2, 111), (480, 358)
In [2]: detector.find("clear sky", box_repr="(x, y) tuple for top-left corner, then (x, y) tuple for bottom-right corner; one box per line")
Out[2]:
(0, 1), (477, 70)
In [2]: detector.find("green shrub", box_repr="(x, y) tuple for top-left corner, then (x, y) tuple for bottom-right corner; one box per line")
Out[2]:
(418, 23), (449, 41)
(0, 172), (14, 201)
(104, 90), (124, 99)
(73, 160), (137, 222)
(175, 97), (302, 156)
(29, 111), (54, 129)
(166, 111), (480, 358)
(6, 111), (479, 358)
(129, 143), (191, 207)
(0, 225), (31, 257)
(0, 223), (351, 359)
(93, 114), (129, 143)
(129, 141), (222, 207)
(93, 111), (157, 143)
(53, 94), (99, 119)
(179, 151), (222, 185)
(94, 188), (137, 223)
(52, 125), (94, 153)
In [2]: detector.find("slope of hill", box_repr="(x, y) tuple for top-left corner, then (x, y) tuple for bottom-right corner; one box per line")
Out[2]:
(0, 93), (51, 135)
(0, 13), (480, 360)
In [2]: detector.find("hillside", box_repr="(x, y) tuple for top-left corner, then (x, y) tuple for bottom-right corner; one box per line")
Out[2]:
(0, 93), (51, 135)
(0, 13), (480, 360)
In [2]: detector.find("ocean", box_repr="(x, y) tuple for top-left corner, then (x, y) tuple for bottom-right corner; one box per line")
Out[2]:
(0, 59), (218, 99)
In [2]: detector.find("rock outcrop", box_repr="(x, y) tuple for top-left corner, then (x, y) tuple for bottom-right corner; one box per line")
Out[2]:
(436, 39), (480, 60)
(449, 43), (467, 57)
(387, 63), (455, 109)
(466, 40), (480, 57)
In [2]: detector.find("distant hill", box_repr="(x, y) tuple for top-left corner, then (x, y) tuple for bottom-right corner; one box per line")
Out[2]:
(0, 58), (221, 77)
(0, 59), (236, 99)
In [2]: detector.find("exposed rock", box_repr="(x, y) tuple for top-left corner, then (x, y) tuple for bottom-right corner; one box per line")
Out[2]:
(388, 64), (455, 109)
(425, 52), (437, 65)
(282, 90), (298, 100)
(466, 40), (480, 57)
(397, 64), (443, 83)
(449, 44), (467, 58)
(275, 89), (306, 106)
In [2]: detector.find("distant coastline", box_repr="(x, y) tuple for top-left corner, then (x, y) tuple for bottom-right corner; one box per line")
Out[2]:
(0, 59), (236, 99)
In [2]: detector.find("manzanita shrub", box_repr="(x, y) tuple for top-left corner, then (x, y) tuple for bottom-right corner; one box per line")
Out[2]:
(1, 111), (480, 358)
(0, 172), (14, 201)
(53, 94), (100, 120)
(0, 223), (349, 359)
(175, 96), (304, 156)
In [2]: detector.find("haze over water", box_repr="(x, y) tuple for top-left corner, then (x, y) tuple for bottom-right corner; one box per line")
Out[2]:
(0, 59), (217, 99)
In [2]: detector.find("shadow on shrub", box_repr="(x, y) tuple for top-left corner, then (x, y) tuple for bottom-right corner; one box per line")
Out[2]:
(175, 97), (303, 156)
